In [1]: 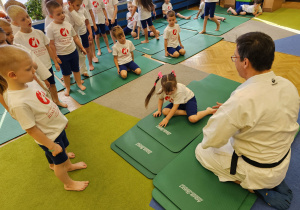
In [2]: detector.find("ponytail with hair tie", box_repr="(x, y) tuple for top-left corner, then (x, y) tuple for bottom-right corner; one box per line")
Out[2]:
(145, 72), (163, 107)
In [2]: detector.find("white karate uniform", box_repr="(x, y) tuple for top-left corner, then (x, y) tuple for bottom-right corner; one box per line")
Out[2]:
(195, 71), (300, 190)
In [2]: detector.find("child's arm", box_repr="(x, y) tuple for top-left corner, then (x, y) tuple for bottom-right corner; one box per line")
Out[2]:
(26, 126), (63, 156)
(103, 8), (109, 26)
(73, 35), (87, 55)
(85, 19), (93, 41)
(113, 56), (120, 75)
(111, 4), (118, 24)
(134, 26), (141, 39)
(132, 21), (137, 33)
(49, 40), (62, 71)
(153, 98), (164, 117)
(164, 39), (169, 56)
(159, 104), (180, 127)
(67, 4), (85, 27)
(89, 9), (97, 31)
(178, 34), (184, 48)
(45, 44), (60, 71)
(194, 9), (201, 19)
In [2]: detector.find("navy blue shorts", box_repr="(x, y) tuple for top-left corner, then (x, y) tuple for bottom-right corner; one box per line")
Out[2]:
(93, 24), (106, 35)
(39, 130), (69, 165)
(108, 19), (118, 30)
(80, 31), (89, 48)
(167, 45), (182, 55)
(119, 60), (140, 72)
(57, 49), (79, 76)
(204, 2), (216, 18)
(164, 96), (197, 117)
(201, 14), (204, 19)
(236, 6), (243, 14)
(47, 67), (55, 85)
(123, 27), (137, 35)
(141, 17), (153, 29)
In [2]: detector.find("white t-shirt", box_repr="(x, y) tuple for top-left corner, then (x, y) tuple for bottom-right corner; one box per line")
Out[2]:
(46, 21), (77, 55)
(132, 0), (152, 21)
(163, 24), (181, 48)
(126, 12), (139, 29)
(199, 2), (205, 17)
(14, 29), (52, 69)
(91, 0), (106, 24)
(158, 83), (194, 104)
(162, 3), (172, 17)
(4, 87), (68, 145)
(82, 0), (93, 24)
(242, 4), (262, 13)
(64, 7), (88, 35)
(112, 40), (135, 65)
(103, 0), (118, 20)
(11, 24), (20, 35)
(205, 0), (219, 2)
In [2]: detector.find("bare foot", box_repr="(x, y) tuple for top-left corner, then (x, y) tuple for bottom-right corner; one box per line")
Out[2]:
(49, 164), (54, 170)
(81, 80), (84, 84)
(215, 23), (220, 31)
(107, 48), (112, 53)
(199, 30), (206, 34)
(82, 73), (89, 77)
(78, 84), (86, 91)
(89, 65), (94, 71)
(68, 152), (75, 159)
(222, 17), (226, 21)
(185, 16), (191, 20)
(141, 40), (149, 43)
(68, 161), (87, 171)
(64, 181), (89, 191)
(64, 89), (70, 96)
(227, 7), (232, 13)
(55, 101), (68, 108)
(97, 51), (101, 56)
(92, 56), (99, 63)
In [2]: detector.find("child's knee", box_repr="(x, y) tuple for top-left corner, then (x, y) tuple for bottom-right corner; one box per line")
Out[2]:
(150, 32), (154, 36)
(172, 51), (180, 58)
(156, 30), (160, 35)
(134, 68), (141, 75)
(131, 32), (137, 37)
(188, 116), (197, 123)
(120, 71), (127, 79)
(95, 34), (100, 39)
(179, 49), (186, 55)
(162, 108), (170, 116)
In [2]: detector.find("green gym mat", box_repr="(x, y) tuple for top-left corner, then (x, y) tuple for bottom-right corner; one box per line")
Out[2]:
(215, 5), (254, 18)
(54, 76), (65, 91)
(152, 34), (222, 65)
(0, 102), (155, 209)
(114, 125), (179, 175)
(153, 134), (257, 210)
(137, 74), (240, 152)
(97, 34), (114, 49)
(181, 14), (250, 35)
(135, 29), (197, 55)
(69, 56), (163, 104)
(255, 8), (300, 31)
(54, 69), (87, 85)
(152, 188), (180, 210)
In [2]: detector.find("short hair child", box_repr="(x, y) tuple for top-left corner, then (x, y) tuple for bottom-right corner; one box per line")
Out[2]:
(103, 0), (118, 44)
(123, 1), (139, 38)
(199, 0), (220, 34)
(0, 45), (89, 191)
(145, 71), (216, 127)
(227, 0), (263, 17)
(5, 3), (25, 35)
(112, 25), (141, 79)
(162, 0), (191, 20)
(163, 10), (186, 58)
(46, 0), (87, 96)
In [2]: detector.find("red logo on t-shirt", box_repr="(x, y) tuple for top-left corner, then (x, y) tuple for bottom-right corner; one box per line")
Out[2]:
(29, 37), (40, 48)
(165, 96), (173, 103)
(82, 3), (85, 8)
(168, 6), (171, 10)
(93, 1), (99, 8)
(103, 0), (109, 4)
(173, 29), (177, 35)
(60, 28), (69, 37)
(122, 48), (129, 55)
(36, 91), (50, 104)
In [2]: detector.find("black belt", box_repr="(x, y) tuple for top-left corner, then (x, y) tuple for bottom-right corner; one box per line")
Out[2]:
(230, 149), (290, 175)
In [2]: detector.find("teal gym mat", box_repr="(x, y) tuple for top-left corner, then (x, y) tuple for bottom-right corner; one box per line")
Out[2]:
(181, 14), (250, 35)
(97, 34), (114, 49)
(54, 77), (65, 91)
(54, 69), (87, 85)
(153, 134), (257, 210)
(135, 29), (197, 55)
(114, 126), (179, 175)
(152, 188), (180, 210)
(215, 5), (254, 18)
(152, 34), (222, 64)
(69, 56), (163, 104)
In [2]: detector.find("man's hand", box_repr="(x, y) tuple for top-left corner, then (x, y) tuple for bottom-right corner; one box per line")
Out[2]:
(212, 102), (223, 109)
(159, 118), (169, 127)
(153, 110), (161, 117)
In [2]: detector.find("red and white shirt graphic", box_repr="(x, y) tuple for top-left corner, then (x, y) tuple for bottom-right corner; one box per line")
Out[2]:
(126, 12), (139, 29)
(112, 40), (135, 65)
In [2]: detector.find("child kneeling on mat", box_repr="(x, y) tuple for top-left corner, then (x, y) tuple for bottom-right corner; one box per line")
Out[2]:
(227, 0), (262, 17)
(112, 25), (141, 79)
(0, 45), (89, 191)
(164, 11), (185, 58)
(145, 70), (216, 127)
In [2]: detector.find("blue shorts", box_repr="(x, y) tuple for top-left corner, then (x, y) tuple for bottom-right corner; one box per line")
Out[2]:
(39, 130), (69, 165)
(80, 31), (89, 48)
(108, 19), (118, 30)
(236, 6), (244, 14)
(164, 96), (197, 117)
(123, 27), (137, 35)
(201, 14), (204, 19)
(47, 67), (55, 85)
(167, 45), (182, 55)
(204, 2), (216, 18)
(141, 17), (153, 29)
(57, 49), (80, 76)
(93, 24), (106, 35)
(119, 60), (140, 72)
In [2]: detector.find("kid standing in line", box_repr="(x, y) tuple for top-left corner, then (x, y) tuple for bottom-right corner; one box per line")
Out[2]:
(10, 6), (67, 108)
(103, 0), (118, 44)
(112, 25), (141, 79)
(145, 71), (216, 127)
(164, 11), (185, 58)
(4, 0), (26, 35)
(91, 0), (111, 55)
(123, 1), (138, 38)
(162, 0), (191, 20)
(130, 0), (159, 44)
(194, 0), (226, 21)
(0, 45), (89, 191)
(46, 1), (87, 96)
(227, 0), (263, 17)
(199, 0), (220, 34)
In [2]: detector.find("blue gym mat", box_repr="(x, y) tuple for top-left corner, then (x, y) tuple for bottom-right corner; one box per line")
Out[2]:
(274, 34), (300, 57)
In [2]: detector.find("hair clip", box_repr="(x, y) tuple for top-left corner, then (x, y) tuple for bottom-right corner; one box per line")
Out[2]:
(158, 72), (163, 79)
(171, 70), (176, 77)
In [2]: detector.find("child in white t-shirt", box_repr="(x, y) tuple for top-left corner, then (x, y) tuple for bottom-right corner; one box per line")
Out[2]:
(124, 1), (139, 38)
(9, 6), (67, 108)
(162, 0), (191, 20)
(0, 45), (89, 191)
(103, 0), (118, 44)
(46, 1), (87, 96)
(145, 70), (216, 127)
(4, 0), (27, 35)
(194, 0), (226, 21)
(227, 0), (263, 17)
(135, 21), (160, 40)
(163, 11), (185, 58)
(199, 0), (220, 34)
(91, 0), (111, 55)
(112, 25), (141, 79)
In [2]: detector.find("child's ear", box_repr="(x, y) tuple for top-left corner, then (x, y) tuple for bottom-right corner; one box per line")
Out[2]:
(12, 20), (20, 27)
(7, 71), (17, 79)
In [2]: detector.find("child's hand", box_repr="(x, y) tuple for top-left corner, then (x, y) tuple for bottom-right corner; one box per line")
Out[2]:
(194, 16), (199, 19)
(81, 48), (87, 55)
(255, 14), (260, 17)
(165, 52), (169, 57)
(68, 3), (74, 12)
(129, 16), (133, 21)
(159, 118), (169, 127)
(55, 63), (60, 71)
(44, 80), (50, 88)
(117, 68), (120, 75)
(65, 123), (68, 129)
(153, 110), (161, 117)
(50, 143), (63, 157)
(93, 24), (98, 31)
(111, 19), (115, 24)
(105, 20), (109, 26)
(180, 44), (184, 49)
(56, 57), (62, 64)
(212, 102), (223, 109)
(153, 11), (157, 16)
(206, 107), (217, 114)
(134, 36), (140, 40)
(88, 34), (93, 41)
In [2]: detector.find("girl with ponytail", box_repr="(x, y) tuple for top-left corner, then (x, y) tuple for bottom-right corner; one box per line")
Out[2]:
(145, 70), (216, 127)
